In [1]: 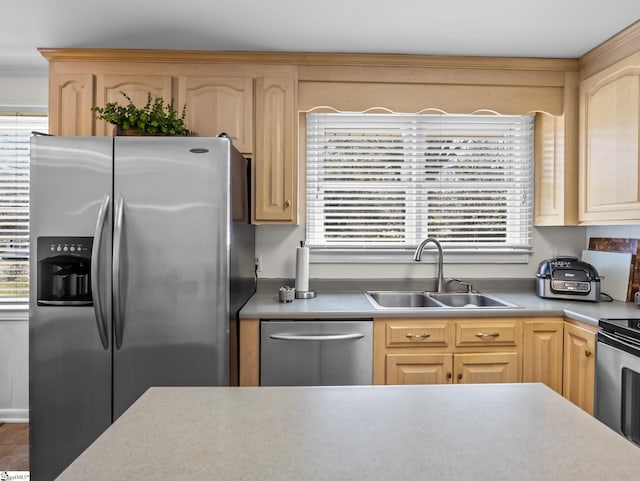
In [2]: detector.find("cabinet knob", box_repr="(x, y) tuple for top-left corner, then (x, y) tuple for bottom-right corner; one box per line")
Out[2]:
(457, 373), (463, 380)
(284, 199), (291, 208)
(446, 372), (452, 380)
(585, 349), (592, 357)
(405, 333), (431, 339)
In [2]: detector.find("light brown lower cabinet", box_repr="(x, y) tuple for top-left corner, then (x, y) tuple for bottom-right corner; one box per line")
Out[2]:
(522, 319), (564, 394)
(521, 318), (597, 415)
(563, 321), (597, 415)
(454, 352), (520, 384)
(385, 352), (520, 385)
(386, 353), (453, 385)
(240, 316), (597, 411)
(377, 316), (596, 415)
(376, 318), (521, 386)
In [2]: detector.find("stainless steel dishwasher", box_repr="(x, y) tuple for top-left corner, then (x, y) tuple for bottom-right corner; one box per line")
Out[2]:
(260, 319), (373, 386)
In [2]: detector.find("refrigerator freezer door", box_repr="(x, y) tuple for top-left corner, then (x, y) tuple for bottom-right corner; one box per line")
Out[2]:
(29, 136), (113, 481)
(112, 137), (231, 418)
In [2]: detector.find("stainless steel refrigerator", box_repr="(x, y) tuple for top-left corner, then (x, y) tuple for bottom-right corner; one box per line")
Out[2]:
(28, 135), (255, 481)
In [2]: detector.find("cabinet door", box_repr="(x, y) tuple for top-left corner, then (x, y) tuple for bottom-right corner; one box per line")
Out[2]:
(386, 353), (452, 385)
(534, 113), (578, 226)
(239, 319), (260, 387)
(253, 76), (297, 223)
(177, 76), (253, 153)
(580, 59), (640, 222)
(563, 322), (596, 414)
(454, 352), (520, 384)
(49, 73), (94, 136)
(95, 74), (173, 136)
(522, 320), (564, 394)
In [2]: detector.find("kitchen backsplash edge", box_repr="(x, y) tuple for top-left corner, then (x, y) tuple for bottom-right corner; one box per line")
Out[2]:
(256, 277), (537, 293)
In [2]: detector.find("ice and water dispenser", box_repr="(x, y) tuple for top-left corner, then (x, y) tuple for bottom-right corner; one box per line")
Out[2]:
(37, 236), (93, 306)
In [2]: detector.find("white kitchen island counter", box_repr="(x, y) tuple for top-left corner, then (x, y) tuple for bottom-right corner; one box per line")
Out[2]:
(57, 383), (639, 481)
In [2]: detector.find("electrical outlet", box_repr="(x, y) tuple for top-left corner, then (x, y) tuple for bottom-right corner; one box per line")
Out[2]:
(255, 255), (262, 273)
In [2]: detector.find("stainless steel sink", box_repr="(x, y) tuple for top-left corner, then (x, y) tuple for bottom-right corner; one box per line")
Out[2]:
(428, 292), (518, 308)
(364, 291), (518, 309)
(365, 291), (444, 308)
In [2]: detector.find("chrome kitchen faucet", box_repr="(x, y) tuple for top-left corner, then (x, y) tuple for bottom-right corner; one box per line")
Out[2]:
(414, 238), (445, 293)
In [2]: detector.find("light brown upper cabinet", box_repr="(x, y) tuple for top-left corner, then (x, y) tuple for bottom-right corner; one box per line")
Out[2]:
(253, 76), (297, 224)
(579, 51), (640, 223)
(95, 74), (173, 136)
(49, 73), (95, 136)
(534, 108), (579, 226)
(41, 48), (580, 226)
(176, 76), (253, 154)
(41, 50), (300, 224)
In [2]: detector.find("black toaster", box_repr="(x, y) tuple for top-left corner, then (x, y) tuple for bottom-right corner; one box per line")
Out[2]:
(536, 256), (601, 302)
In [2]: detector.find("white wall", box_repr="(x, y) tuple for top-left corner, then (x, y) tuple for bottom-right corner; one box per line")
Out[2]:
(0, 74), (47, 421)
(0, 319), (29, 421)
(255, 224), (588, 280)
(0, 75), (47, 110)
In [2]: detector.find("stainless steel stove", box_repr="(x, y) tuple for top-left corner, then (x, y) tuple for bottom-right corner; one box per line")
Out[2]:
(595, 318), (640, 446)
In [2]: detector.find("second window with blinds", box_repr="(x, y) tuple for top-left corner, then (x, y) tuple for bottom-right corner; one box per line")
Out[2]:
(0, 113), (48, 305)
(305, 112), (534, 262)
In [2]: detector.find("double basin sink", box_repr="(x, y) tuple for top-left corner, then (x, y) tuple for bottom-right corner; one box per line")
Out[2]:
(364, 291), (518, 309)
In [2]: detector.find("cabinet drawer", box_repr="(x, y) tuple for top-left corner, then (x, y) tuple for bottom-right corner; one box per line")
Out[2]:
(385, 321), (451, 348)
(455, 320), (520, 347)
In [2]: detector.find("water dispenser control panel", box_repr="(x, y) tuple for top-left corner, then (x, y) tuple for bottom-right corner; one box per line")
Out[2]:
(37, 236), (93, 306)
(42, 239), (92, 256)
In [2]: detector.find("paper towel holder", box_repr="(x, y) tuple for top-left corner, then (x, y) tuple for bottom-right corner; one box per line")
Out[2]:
(295, 240), (316, 299)
(295, 290), (316, 299)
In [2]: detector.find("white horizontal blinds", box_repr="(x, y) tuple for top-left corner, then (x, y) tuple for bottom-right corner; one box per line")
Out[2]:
(0, 114), (48, 303)
(307, 115), (409, 246)
(306, 112), (534, 252)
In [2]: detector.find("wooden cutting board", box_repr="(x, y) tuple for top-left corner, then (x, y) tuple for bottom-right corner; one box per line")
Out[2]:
(582, 249), (633, 301)
(588, 237), (640, 301)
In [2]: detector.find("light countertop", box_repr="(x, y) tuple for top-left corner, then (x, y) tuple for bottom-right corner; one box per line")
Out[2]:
(240, 288), (640, 327)
(57, 383), (640, 481)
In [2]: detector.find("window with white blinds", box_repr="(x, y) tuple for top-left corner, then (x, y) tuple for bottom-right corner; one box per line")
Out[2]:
(306, 112), (534, 257)
(0, 113), (48, 304)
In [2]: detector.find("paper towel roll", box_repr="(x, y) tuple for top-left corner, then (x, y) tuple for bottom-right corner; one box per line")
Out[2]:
(296, 246), (309, 292)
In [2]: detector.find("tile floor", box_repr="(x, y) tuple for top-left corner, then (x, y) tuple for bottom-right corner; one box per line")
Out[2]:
(0, 423), (29, 471)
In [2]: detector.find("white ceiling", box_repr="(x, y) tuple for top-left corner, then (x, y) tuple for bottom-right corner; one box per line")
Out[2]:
(4, 0), (640, 75)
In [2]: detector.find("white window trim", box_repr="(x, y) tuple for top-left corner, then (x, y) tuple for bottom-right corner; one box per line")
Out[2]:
(309, 248), (531, 264)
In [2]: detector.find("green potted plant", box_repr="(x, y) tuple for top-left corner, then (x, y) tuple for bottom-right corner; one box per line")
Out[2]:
(91, 91), (195, 136)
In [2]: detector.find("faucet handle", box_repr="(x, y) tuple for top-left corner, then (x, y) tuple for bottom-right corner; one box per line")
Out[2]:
(445, 278), (473, 293)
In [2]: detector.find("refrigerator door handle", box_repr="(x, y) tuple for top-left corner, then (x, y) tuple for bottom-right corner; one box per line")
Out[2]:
(91, 193), (110, 350)
(113, 194), (125, 349)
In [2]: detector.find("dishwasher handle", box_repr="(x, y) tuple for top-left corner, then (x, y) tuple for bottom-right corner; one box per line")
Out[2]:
(269, 333), (365, 342)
